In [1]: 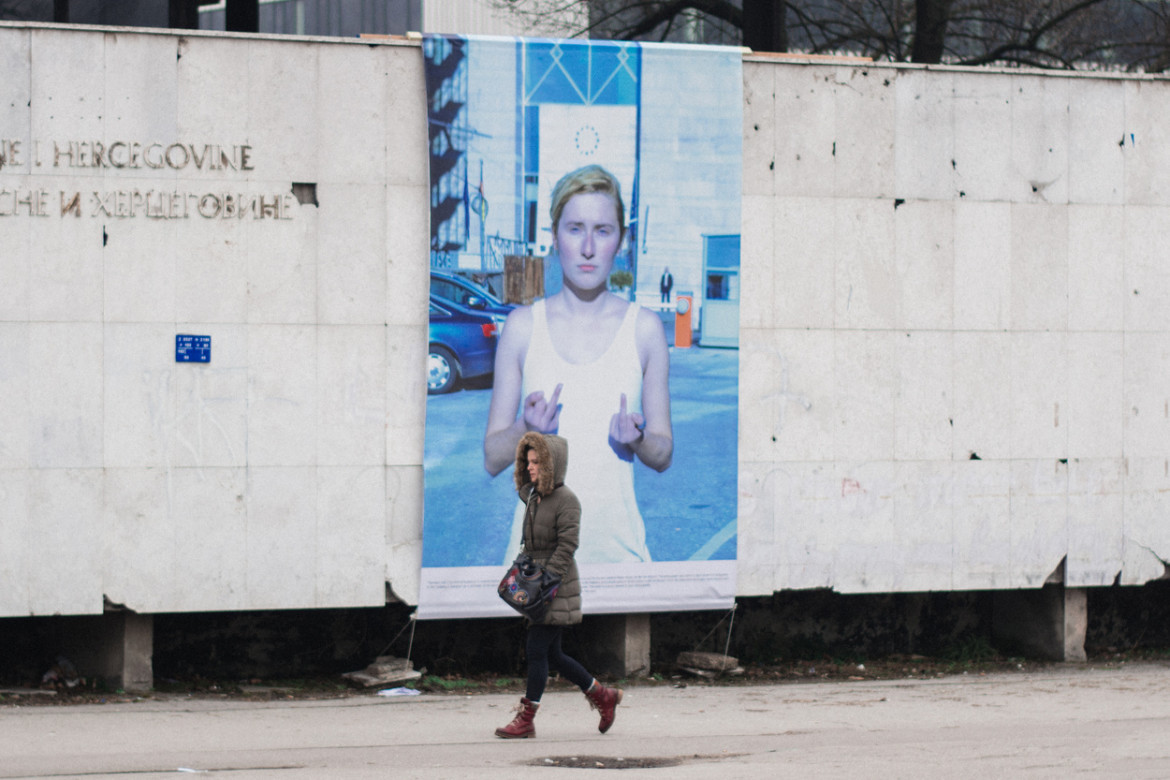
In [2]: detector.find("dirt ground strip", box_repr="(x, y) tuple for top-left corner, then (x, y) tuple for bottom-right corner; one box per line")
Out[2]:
(6, 648), (1168, 708)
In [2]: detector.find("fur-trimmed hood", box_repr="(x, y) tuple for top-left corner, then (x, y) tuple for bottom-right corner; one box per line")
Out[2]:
(514, 432), (568, 496)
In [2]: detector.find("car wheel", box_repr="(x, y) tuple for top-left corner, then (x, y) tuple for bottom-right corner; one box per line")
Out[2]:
(428, 345), (459, 395)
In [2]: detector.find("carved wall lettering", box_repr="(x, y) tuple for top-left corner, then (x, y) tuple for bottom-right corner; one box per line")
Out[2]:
(0, 137), (294, 221)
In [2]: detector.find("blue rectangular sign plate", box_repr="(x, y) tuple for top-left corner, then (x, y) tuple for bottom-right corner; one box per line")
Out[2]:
(175, 334), (211, 363)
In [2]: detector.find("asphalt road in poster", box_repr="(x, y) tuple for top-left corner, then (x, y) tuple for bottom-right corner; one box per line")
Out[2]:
(4, 664), (1169, 778)
(423, 343), (739, 567)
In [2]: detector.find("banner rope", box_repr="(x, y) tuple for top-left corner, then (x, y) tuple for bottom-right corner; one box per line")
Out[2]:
(378, 610), (418, 663)
(693, 602), (738, 657)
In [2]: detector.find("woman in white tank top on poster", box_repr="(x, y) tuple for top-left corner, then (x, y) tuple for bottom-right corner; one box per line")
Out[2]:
(484, 165), (673, 564)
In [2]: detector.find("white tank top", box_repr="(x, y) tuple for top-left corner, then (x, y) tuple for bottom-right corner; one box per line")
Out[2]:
(506, 298), (651, 563)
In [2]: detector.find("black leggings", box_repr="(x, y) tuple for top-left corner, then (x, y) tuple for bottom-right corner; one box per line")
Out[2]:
(525, 624), (593, 702)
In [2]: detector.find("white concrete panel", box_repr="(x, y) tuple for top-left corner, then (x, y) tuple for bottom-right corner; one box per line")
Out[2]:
(29, 323), (103, 468)
(102, 467), (172, 611)
(773, 65), (836, 198)
(739, 195), (774, 330)
(1068, 204), (1124, 332)
(736, 460), (778, 594)
(0, 217), (30, 322)
(317, 46), (388, 184)
(891, 460), (955, 591)
(247, 325), (317, 466)
(1123, 80), (1170, 206)
(1008, 459), (1069, 588)
(1010, 203), (1068, 332)
(103, 201), (177, 323)
(0, 29), (30, 161)
(953, 201), (1011, 331)
(738, 331), (778, 465)
(832, 66), (896, 199)
(176, 37), (248, 142)
(952, 459), (1011, 590)
(894, 69), (954, 201)
(1122, 331), (1170, 459)
(27, 185), (104, 322)
(0, 324), (29, 468)
(104, 323), (175, 468)
(385, 464), (423, 605)
(835, 198), (896, 330)
(385, 183), (430, 328)
(831, 460), (898, 593)
(172, 324), (248, 469)
(1123, 205), (1170, 331)
(246, 192), (317, 324)
(1010, 332), (1068, 459)
(774, 461), (837, 591)
(895, 330), (953, 461)
(770, 328), (834, 463)
(952, 332), (1011, 461)
(317, 184), (386, 325)
(1066, 458), (1124, 587)
(169, 467), (248, 612)
(895, 200), (953, 330)
(104, 34), (179, 154)
(27, 468), (103, 615)
(318, 325), (386, 466)
(1068, 78), (1124, 205)
(246, 41), (320, 183)
(1010, 74), (1069, 204)
(29, 30), (104, 169)
(834, 330), (896, 463)
(246, 466), (318, 608)
(0, 29), (31, 322)
(316, 466), (385, 607)
(774, 196), (835, 330)
(173, 214), (250, 324)
(1067, 332), (1124, 459)
(1120, 457), (1170, 584)
(387, 324), (426, 467)
(0, 469), (30, 614)
(952, 73), (1013, 202)
(742, 63), (775, 198)
(384, 49), (429, 188)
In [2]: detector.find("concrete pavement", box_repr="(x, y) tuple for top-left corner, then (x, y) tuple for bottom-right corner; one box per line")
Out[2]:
(4, 664), (1170, 778)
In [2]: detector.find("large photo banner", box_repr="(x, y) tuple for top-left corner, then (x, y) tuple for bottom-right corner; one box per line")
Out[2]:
(418, 34), (742, 619)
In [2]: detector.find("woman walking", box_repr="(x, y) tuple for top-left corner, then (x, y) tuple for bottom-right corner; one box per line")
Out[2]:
(495, 431), (623, 739)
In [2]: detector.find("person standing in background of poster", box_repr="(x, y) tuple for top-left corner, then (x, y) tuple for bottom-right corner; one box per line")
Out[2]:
(659, 266), (673, 303)
(495, 432), (623, 739)
(484, 165), (673, 564)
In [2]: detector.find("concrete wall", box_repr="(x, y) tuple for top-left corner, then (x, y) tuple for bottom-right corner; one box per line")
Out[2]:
(739, 58), (1170, 596)
(0, 23), (428, 617)
(4, 23), (1170, 619)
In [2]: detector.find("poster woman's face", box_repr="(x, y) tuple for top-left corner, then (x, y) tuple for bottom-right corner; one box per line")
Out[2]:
(553, 191), (622, 292)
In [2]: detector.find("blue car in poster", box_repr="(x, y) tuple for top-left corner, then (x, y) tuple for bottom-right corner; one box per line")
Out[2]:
(427, 295), (506, 395)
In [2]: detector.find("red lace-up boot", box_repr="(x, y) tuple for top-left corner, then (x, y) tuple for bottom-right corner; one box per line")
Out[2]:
(584, 682), (623, 733)
(494, 697), (539, 739)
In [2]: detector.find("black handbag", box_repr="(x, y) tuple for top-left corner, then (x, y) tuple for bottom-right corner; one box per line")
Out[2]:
(498, 493), (561, 621)
(498, 552), (561, 621)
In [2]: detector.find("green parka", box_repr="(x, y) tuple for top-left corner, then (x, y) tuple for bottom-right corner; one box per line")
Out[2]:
(514, 432), (582, 626)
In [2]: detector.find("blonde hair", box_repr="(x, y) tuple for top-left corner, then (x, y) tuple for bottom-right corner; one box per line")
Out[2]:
(549, 164), (626, 237)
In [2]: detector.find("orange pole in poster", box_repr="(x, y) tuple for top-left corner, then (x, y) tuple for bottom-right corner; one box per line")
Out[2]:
(674, 293), (693, 348)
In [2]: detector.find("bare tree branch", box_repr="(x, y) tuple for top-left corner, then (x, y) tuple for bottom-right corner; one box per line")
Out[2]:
(487, 0), (1170, 72)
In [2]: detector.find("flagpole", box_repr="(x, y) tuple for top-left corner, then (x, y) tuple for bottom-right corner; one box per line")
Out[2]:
(479, 159), (486, 271)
